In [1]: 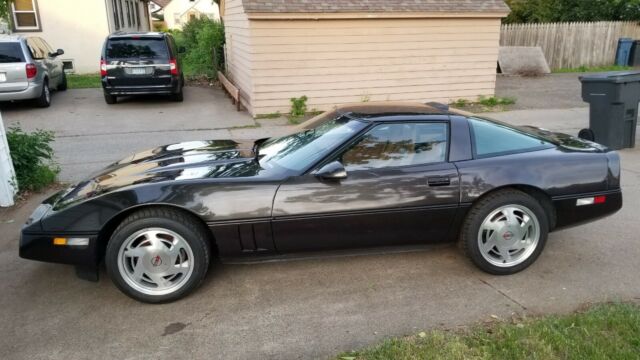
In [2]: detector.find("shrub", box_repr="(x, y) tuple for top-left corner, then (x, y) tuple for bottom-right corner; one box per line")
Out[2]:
(290, 96), (308, 118)
(478, 96), (516, 107)
(172, 17), (225, 77)
(6, 126), (59, 192)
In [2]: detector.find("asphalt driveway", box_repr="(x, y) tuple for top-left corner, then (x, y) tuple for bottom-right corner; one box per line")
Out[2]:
(0, 78), (639, 359)
(0, 87), (259, 182)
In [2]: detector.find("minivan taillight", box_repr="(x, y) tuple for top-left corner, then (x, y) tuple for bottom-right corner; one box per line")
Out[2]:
(100, 59), (107, 77)
(26, 63), (37, 79)
(169, 59), (178, 75)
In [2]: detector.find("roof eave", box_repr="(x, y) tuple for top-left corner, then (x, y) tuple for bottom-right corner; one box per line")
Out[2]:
(245, 11), (510, 20)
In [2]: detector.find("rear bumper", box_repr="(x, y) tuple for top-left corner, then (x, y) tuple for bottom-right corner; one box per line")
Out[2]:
(102, 77), (181, 96)
(552, 189), (622, 230)
(0, 81), (43, 101)
(19, 232), (99, 267)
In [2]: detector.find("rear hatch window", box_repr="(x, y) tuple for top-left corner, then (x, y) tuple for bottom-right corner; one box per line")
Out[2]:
(0, 43), (25, 63)
(106, 38), (169, 62)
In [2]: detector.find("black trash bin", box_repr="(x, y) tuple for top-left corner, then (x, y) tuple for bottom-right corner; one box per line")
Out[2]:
(629, 40), (640, 66)
(579, 71), (640, 150)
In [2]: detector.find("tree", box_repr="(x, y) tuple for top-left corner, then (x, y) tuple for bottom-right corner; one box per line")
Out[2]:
(504, 0), (640, 23)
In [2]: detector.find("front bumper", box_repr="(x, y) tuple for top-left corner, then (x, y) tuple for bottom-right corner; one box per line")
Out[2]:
(0, 81), (43, 101)
(19, 232), (99, 266)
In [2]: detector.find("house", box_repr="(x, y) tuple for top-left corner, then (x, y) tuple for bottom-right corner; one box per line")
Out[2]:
(220, 0), (510, 116)
(164, 0), (221, 29)
(149, 0), (171, 16)
(8, 0), (152, 73)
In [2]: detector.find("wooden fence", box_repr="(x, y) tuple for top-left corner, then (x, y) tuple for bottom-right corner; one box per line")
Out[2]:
(500, 21), (640, 70)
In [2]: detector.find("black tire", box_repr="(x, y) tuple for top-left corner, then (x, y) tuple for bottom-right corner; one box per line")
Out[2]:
(105, 207), (211, 303)
(58, 72), (68, 91)
(171, 88), (184, 102)
(34, 80), (51, 108)
(459, 189), (549, 275)
(104, 92), (117, 104)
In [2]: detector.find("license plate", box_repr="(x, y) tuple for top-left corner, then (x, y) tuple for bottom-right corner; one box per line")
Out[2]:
(0, 73), (6, 82)
(130, 68), (146, 75)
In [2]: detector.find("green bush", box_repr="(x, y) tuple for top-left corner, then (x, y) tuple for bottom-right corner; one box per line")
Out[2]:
(6, 126), (59, 192)
(171, 17), (225, 77)
(504, 0), (640, 23)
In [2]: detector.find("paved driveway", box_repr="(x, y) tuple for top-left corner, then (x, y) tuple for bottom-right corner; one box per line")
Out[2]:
(1, 96), (639, 359)
(1, 87), (259, 182)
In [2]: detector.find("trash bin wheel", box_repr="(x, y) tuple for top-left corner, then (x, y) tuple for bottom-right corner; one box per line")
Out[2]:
(578, 128), (595, 141)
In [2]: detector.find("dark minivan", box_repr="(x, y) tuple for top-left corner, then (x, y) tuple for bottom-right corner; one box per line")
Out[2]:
(101, 32), (184, 104)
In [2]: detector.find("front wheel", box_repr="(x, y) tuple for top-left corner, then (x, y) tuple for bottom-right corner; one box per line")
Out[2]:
(105, 208), (211, 303)
(58, 72), (68, 91)
(459, 189), (549, 275)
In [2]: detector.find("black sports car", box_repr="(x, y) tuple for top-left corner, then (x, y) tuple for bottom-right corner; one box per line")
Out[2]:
(20, 103), (622, 303)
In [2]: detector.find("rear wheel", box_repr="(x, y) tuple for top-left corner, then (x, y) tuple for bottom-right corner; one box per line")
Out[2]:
(34, 80), (51, 108)
(104, 92), (117, 104)
(459, 189), (549, 275)
(171, 88), (184, 102)
(105, 208), (211, 303)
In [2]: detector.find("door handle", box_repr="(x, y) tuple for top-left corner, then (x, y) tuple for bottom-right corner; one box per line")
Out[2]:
(428, 176), (451, 187)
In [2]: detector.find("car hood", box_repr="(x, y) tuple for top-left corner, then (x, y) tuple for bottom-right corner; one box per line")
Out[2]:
(519, 125), (608, 152)
(51, 139), (264, 209)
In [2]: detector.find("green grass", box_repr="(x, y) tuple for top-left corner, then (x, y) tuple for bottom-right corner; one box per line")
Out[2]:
(67, 74), (101, 89)
(478, 96), (517, 107)
(554, 65), (633, 73)
(337, 303), (640, 360)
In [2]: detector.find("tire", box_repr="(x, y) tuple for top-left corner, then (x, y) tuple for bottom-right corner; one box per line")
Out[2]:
(58, 72), (68, 91)
(34, 80), (51, 108)
(171, 88), (184, 102)
(105, 207), (211, 303)
(459, 189), (549, 275)
(104, 92), (117, 104)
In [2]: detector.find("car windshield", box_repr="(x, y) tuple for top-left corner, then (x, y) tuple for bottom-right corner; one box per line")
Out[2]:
(258, 114), (367, 172)
(106, 38), (169, 60)
(0, 43), (25, 63)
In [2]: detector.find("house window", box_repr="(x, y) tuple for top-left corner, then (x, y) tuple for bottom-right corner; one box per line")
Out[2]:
(62, 60), (75, 73)
(127, 1), (132, 27)
(11, 0), (40, 31)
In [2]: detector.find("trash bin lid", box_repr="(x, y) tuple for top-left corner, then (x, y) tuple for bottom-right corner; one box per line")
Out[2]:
(580, 71), (640, 84)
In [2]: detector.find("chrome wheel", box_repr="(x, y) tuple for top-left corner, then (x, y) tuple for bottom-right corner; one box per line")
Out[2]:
(477, 205), (540, 268)
(117, 228), (195, 296)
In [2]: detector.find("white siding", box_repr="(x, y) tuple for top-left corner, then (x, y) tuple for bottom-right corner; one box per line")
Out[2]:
(224, 13), (503, 116)
(223, 0), (253, 114)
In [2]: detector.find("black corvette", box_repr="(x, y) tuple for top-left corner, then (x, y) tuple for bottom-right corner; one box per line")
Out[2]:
(20, 103), (622, 303)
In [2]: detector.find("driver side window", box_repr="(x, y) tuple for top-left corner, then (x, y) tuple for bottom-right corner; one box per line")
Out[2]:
(340, 122), (448, 171)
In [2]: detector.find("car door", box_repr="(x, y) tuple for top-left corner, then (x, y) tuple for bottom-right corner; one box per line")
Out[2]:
(26, 38), (54, 81)
(272, 120), (460, 253)
(39, 38), (64, 86)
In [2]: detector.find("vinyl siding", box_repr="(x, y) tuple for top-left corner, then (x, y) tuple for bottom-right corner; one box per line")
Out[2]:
(223, 0), (254, 114)
(224, 12), (502, 116)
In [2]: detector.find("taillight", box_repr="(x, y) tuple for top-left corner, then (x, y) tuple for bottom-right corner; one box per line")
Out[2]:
(169, 59), (178, 75)
(100, 59), (107, 77)
(26, 63), (37, 79)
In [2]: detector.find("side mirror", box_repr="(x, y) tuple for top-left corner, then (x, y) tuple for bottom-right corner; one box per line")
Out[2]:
(49, 49), (64, 57)
(315, 161), (347, 181)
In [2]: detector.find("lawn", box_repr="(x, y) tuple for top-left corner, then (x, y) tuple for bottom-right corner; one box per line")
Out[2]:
(67, 74), (102, 89)
(337, 303), (640, 360)
(553, 65), (633, 73)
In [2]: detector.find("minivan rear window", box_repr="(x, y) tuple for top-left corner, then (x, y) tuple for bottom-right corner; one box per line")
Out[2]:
(106, 38), (169, 61)
(0, 43), (25, 63)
